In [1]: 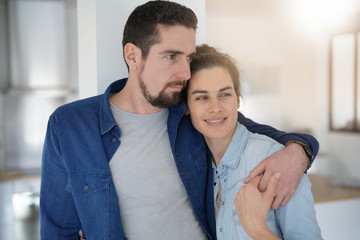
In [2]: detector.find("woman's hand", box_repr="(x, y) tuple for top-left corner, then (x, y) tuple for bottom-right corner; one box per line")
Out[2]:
(234, 173), (281, 240)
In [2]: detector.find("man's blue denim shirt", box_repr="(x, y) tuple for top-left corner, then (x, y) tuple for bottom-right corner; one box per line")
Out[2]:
(40, 78), (319, 239)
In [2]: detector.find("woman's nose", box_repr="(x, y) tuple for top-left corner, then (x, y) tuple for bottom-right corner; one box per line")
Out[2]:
(208, 99), (222, 113)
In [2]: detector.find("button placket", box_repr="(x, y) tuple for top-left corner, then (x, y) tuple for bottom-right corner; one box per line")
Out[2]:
(220, 165), (228, 209)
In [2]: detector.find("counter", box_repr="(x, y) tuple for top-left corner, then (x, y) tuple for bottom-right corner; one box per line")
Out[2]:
(0, 171), (40, 182)
(308, 173), (360, 203)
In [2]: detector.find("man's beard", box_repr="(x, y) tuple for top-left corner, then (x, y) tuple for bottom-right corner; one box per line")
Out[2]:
(138, 70), (185, 108)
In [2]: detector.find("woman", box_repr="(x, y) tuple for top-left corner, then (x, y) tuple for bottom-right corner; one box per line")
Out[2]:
(183, 44), (322, 240)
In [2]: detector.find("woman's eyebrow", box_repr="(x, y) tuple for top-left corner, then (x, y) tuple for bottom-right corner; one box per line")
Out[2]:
(191, 86), (233, 95)
(191, 89), (208, 95)
(219, 86), (233, 92)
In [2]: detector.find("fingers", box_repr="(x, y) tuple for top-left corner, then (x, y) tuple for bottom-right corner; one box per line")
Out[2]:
(258, 171), (271, 192)
(244, 161), (265, 184)
(270, 173), (298, 209)
(264, 173), (281, 200)
(246, 175), (262, 188)
(270, 180), (291, 210)
(279, 193), (292, 207)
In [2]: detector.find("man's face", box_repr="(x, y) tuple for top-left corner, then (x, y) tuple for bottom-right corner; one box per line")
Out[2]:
(137, 24), (196, 108)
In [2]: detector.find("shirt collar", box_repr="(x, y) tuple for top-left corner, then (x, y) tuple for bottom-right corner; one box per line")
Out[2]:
(219, 122), (249, 169)
(99, 78), (127, 135)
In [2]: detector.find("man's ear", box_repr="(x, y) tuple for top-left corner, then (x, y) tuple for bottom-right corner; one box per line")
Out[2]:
(124, 43), (142, 71)
(184, 107), (189, 115)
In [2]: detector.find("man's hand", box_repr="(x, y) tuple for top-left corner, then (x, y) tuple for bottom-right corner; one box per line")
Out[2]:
(235, 173), (281, 240)
(244, 142), (308, 209)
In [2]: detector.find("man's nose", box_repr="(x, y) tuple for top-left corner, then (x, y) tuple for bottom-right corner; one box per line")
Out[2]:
(176, 58), (191, 80)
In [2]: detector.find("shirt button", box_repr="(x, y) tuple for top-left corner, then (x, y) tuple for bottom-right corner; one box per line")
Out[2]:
(224, 178), (227, 182)
(220, 228), (223, 232)
(112, 137), (117, 143)
(222, 201), (225, 206)
(214, 182), (217, 186)
(84, 185), (89, 191)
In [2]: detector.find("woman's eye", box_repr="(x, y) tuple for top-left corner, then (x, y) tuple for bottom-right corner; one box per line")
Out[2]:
(220, 93), (231, 97)
(195, 96), (207, 100)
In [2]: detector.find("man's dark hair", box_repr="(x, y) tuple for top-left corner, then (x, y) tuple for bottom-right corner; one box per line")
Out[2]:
(122, 0), (198, 67)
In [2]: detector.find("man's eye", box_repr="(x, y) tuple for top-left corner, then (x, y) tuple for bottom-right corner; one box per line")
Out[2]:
(166, 54), (175, 60)
(187, 55), (193, 63)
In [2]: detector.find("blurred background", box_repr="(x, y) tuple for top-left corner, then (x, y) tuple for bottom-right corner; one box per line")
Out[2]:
(0, 0), (359, 239)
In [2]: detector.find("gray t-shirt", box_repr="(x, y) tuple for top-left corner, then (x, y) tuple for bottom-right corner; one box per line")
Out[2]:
(109, 104), (207, 240)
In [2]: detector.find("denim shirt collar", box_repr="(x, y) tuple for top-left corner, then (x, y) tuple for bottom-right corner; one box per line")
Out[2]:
(219, 123), (249, 169)
(99, 78), (128, 135)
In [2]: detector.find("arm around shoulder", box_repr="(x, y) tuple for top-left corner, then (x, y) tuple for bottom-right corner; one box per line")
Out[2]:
(240, 111), (320, 208)
(238, 111), (319, 160)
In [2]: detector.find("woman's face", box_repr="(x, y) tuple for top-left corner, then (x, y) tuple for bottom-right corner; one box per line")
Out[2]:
(187, 67), (239, 144)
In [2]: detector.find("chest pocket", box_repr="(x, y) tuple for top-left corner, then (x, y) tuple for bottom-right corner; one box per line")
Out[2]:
(66, 173), (110, 197)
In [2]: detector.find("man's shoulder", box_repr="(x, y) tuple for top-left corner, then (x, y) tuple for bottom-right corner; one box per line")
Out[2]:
(51, 94), (103, 121)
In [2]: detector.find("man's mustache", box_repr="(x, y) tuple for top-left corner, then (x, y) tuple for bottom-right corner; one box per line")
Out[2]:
(166, 80), (186, 88)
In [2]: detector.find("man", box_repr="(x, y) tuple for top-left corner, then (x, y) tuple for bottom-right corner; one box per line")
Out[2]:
(40, 1), (318, 239)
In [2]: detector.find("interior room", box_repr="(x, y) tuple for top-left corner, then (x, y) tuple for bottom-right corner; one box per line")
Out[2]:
(0, 0), (359, 239)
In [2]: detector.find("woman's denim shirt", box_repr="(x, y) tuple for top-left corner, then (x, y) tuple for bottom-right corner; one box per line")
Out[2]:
(40, 78), (319, 239)
(213, 123), (323, 240)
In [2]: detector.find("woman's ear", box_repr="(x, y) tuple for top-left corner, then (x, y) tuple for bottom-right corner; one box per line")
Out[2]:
(124, 43), (142, 71)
